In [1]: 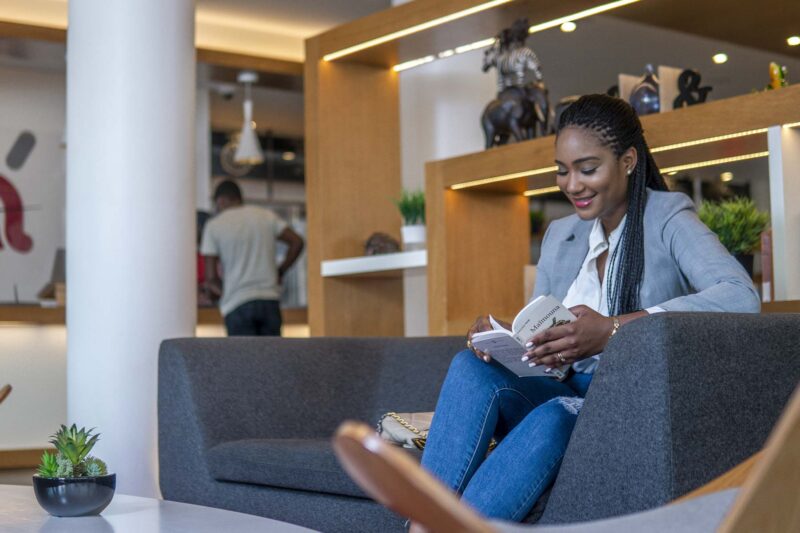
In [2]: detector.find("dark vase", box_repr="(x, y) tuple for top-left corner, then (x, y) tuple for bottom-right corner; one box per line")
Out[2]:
(33, 474), (116, 517)
(630, 65), (660, 116)
(735, 253), (754, 277)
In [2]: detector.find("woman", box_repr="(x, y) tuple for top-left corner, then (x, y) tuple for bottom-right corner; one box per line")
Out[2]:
(419, 94), (760, 523)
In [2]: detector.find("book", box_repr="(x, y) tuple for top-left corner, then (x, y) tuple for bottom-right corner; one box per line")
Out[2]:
(470, 295), (576, 379)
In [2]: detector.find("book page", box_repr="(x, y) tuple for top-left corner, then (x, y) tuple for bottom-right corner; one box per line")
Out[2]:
(511, 295), (576, 346)
(470, 330), (563, 378)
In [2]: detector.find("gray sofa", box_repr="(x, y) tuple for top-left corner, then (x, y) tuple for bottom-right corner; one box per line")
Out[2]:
(158, 313), (800, 532)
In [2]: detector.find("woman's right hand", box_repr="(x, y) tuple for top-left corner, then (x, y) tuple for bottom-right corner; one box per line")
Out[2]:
(467, 315), (510, 363)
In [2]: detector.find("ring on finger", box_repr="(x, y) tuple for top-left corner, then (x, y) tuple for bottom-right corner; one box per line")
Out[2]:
(556, 352), (566, 364)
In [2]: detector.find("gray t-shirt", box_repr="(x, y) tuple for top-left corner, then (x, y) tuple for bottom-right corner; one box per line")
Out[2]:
(200, 205), (288, 316)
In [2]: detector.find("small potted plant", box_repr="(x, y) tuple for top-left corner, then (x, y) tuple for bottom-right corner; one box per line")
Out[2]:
(698, 197), (769, 277)
(33, 424), (115, 517)
(393, 190), (426, 250)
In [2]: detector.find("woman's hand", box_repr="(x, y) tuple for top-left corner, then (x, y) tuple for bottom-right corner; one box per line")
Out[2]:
(523, 305), (614, 368)
(466, 315), (511, 363)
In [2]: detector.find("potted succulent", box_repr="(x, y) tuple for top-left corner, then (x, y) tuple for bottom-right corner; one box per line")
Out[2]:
(698, 197), (769, 277)
(393, 190), (426, 250)
(33, 424), (115, 517)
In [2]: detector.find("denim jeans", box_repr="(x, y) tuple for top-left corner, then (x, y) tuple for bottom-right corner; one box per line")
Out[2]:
(420, 350), (592, 521)
(224, 299), (282, 336)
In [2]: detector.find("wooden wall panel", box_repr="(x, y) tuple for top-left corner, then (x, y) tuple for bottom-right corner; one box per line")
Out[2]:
(305, 38), (404, 336)
(428, 160), (529, 335)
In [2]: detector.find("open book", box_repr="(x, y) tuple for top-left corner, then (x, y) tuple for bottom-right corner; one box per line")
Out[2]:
(470, 295), (576, 380)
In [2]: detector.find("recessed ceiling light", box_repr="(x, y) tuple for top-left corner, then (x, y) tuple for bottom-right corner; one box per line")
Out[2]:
(712, 53), (728, 64)
(720, 171), (734, 182)
(560, 21), (577, 32)
(281, 151), (296, 161)
(788, 36), (800, 47)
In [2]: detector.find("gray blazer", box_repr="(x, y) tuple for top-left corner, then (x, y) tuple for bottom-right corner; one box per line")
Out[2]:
(533, 190), (760, 313)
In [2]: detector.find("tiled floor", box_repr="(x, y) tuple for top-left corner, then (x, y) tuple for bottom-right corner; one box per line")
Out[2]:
(0, 469), (34, 486)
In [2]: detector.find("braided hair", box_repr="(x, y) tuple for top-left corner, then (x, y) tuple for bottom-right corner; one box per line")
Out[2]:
(556, 94), (668, 315)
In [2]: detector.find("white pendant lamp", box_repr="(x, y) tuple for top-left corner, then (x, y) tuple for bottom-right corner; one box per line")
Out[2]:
(234, 70), (264, 165)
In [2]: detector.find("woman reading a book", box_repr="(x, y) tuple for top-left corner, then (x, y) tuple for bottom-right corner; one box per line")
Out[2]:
(419, 94), (760, 524)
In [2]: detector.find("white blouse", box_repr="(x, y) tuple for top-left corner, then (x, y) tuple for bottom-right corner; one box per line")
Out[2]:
(561, 216), (662, 374)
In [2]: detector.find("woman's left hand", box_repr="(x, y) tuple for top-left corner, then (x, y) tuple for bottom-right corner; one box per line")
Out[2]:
(523, 305), (614, 368)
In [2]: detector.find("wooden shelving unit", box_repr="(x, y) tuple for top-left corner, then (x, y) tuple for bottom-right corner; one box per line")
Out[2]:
(0, 305), (308, 326)
(426, 85), (800, 334)
(305, 0), (596, 336)
(306, 0), (800, 336)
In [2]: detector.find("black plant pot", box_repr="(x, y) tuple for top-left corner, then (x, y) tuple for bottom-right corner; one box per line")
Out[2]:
(33, 474), (116, 517)
(735, 253), (755, 278)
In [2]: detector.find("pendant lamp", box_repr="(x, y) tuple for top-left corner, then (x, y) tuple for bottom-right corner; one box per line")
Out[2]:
(234, 70), (264, 165)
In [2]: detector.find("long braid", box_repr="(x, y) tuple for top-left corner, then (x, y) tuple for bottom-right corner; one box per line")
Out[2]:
(557, 95), (667, 315)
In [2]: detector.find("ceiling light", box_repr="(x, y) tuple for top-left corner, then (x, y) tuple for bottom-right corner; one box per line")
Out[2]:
(528, 0), (640, 34)
(560, 21), (577, 33)
(450, 166), (558, 190)
(385, 0), (641, 72)
(523, 186), (561, 197)
(712, 53), (728, 64)
(783, 121), (800, 129)
(323, 0), (513, 61)
(788, 36), (800, 47)
(281, 151), (296, 162)
(651, 128), (768, 153)
(393, 55), (435, 72)
(720, 171), (734, 182)
(234, 71), (264, 165)
(660, 152), (769, 174)
(454, 38), (496, 55)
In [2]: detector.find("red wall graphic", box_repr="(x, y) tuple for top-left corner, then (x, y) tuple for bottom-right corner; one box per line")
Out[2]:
(0, 174), (33, 253)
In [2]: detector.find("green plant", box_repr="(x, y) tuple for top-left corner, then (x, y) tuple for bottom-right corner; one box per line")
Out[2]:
(698, 197), (769, 255)
(393, 190), (425, 225)
(37, 451), (59, 478)
(37, 424), (108, 478)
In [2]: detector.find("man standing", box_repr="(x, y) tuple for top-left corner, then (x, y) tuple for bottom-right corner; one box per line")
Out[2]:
(201, 180), (304, 336)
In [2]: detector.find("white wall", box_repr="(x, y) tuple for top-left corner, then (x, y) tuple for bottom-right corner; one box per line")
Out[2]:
(0, 65), (66, 303)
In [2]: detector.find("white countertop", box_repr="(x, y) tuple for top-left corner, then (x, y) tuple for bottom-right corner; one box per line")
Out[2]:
(321, 250), (427, 277)
(0, 485), (313, 533)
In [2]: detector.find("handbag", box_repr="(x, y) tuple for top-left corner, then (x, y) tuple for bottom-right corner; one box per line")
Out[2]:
(376, 411), (433, 450)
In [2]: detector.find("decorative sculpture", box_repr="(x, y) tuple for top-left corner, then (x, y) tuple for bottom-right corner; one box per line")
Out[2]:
(767, 62), (788, 90)
(629, 64), (660, 116)
(481, 19), (551, 148)
(673, 69), (713, 108)
(364, 232), (400, 256)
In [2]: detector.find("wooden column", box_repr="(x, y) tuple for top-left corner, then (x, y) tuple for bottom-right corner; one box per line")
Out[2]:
(305, 39), (404, 336)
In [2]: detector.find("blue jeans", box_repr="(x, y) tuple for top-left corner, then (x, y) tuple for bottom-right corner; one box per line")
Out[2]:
(421, 350), (592, 521)
(224, 299), (282, 336)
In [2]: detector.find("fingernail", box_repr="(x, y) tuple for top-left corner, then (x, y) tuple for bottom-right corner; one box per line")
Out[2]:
(521, 355), (529, 362)
(525, 341), (533, 348)
(528, 362), (537, 367)
(545, 368), (552, 373)
(483, 356), (490, 362)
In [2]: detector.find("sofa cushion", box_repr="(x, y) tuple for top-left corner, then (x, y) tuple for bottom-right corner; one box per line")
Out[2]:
(208, 438), (422, 498)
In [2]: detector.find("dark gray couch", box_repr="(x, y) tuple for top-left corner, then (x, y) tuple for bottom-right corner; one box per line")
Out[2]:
(158, 313), (800, 532)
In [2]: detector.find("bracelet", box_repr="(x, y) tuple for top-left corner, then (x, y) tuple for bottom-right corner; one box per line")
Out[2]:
(609, 316), (621, 338)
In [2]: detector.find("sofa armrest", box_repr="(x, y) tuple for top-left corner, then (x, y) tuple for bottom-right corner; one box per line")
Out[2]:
(542, 313), (800, 524)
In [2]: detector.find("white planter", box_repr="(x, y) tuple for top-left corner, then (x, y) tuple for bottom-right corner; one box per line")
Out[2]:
(401, 224), (426, 250)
